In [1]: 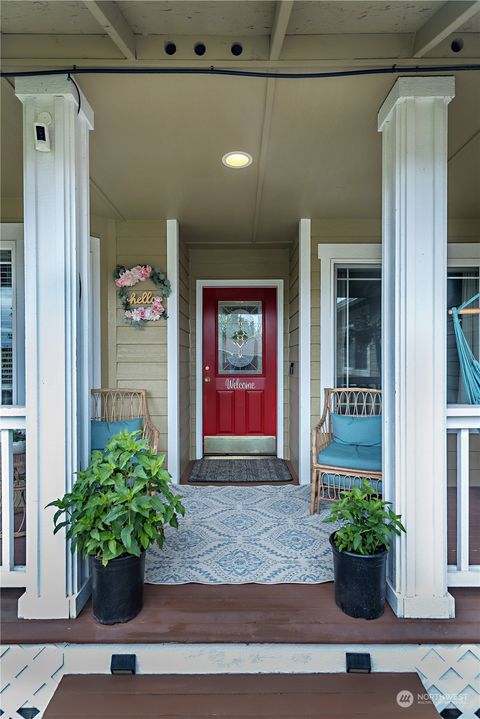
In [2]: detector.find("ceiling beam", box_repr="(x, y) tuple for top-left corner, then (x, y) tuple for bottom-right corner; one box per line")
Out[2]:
(84, 1), (136, 60)
(251, 2), (294, 242)
(448, 126), (480, 163)
(413, 0), (480, 58)
(269, 1), (294, 60)
(90, 177), (125, 220)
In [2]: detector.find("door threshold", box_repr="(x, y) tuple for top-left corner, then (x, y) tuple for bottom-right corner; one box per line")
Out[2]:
(203, 455), (278, 460)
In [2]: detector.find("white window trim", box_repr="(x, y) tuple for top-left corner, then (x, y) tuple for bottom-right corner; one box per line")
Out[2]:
(89, 237), (102, 390)
(318, 242), (480, 415)
(317, 244), (381, 410)
(0, 224), (25, 406)
(195, 279), (284, 460)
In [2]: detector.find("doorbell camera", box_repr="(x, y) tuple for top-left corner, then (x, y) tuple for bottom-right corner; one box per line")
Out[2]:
(34, 122), (51, 152)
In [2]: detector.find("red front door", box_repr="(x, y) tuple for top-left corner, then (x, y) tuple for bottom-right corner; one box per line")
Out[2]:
(203, 287), (277, 455)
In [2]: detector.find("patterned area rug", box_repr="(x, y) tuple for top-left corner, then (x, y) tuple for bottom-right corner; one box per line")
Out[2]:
(145, 485), (339, 584)
(188, 457), (293, 483)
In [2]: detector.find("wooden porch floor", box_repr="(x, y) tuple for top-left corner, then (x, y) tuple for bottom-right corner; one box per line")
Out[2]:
(43, 673), (439, 718)
(2, 585), (478, 645)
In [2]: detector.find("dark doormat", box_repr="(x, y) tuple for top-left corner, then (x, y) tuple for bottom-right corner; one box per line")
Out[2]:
(188, 458), (293, 483)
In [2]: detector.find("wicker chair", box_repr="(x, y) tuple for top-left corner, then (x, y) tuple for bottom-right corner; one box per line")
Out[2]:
(310, 388), (382, 514)
(91, 388), (160, 454)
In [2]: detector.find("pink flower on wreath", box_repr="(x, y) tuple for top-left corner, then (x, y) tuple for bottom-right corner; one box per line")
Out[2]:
(137, 307), (146, 320)
(151, 296), (165, 314)
(115, 265), (152, 288)
(115, 270), (136, 288)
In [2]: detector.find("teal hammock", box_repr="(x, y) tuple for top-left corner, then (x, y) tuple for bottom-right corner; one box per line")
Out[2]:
(450, 292), (480, 405)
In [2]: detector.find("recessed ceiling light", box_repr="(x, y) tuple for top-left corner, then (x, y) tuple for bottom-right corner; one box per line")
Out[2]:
(222, 151), (253, 169)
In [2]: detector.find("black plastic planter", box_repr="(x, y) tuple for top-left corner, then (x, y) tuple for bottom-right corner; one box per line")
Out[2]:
(90, 552), (145, 625)
(329, 533), (387, 620)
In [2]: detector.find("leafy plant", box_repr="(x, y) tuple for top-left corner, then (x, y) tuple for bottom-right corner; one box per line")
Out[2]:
(48, 431), (185, 565)
(325, 480), (405, 555)
(13, 430), (25, 443)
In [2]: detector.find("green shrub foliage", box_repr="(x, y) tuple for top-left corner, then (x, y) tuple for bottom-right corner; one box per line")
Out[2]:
(325, 480), (405, 555)
(48, 431), (185, 565)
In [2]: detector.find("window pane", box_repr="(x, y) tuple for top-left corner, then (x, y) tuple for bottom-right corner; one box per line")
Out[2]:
(447, 269), (480, 404)
(1, 249), (14, 405)
(218, 301), (263, 375)
(336, 267), (381, 389)
(342, 268), (381, 280)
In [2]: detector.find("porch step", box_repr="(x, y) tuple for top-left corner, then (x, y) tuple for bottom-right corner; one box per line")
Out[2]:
(2, 585), (478, 645)
(44, 673), (438, 717)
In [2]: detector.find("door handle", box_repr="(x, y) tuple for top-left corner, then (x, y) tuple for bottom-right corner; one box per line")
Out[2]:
(204, 377), (211, 383)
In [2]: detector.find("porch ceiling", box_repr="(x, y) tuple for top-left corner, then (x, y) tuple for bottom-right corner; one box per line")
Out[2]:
(1, 0), (480, 244)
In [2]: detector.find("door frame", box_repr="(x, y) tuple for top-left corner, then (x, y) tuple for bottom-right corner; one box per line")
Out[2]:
(195, 279), (284, 459)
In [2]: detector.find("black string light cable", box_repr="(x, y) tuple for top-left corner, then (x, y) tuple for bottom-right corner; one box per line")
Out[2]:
(67, 72), (81, 114)
(1, 63), (480, 80)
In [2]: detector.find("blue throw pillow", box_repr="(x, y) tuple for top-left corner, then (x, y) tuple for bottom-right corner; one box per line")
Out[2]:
(331, 413), (382, 447)
(91, 418), (143, 451)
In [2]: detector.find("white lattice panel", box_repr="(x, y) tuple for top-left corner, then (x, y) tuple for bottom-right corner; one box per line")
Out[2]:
(0, 645), (64, 719)
(415, 645), (480, 718)
(1, 643), (479, 718)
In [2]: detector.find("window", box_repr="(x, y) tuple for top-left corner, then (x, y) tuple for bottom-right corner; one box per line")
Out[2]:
(1, 248), (14, 404)
(217, 301), (263, 375)
(447, 268), (480, 404)
(0, 228), (25, 406)
(335, 267), (381, 389)
(319, 243), (479, 409)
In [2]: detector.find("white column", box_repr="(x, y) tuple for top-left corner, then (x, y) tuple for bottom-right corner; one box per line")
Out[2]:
(15, 75), (94, 618)
(378, 76), (455, 618)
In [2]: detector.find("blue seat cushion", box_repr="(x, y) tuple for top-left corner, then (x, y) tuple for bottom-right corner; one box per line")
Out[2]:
(318, 440), (382, 472)
(91, 418), (143, 451)
(331, 413), (381, 447)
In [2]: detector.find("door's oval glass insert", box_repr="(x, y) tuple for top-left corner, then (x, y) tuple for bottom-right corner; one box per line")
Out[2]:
(218, 301), (263, 375)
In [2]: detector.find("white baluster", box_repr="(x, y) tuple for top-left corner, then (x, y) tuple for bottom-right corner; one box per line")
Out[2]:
(1, 429), (14, 571)
(456, 428), (470, 573)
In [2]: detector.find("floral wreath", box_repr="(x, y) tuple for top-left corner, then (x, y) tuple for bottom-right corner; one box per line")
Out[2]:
(113, 264), (171, 328)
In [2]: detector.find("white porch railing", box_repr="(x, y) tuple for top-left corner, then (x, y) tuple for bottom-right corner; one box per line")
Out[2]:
(0, 406), (27, 587)
(446, 405), (480, 588)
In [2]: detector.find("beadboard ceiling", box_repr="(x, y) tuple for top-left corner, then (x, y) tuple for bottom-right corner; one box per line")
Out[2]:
(1, 0), (479, 244)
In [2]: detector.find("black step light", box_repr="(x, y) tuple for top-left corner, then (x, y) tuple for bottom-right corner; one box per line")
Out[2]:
(231, 43), (243, 56)
(165, 42), (177, 56)
(345, 652), (371, 673)
(451, 38), (464, 53)
(194, 42), (206, 56)
(110, 654), (137, 675)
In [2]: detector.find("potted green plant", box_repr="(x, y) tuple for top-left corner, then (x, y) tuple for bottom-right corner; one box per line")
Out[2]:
(325, 481), (405, 620)
(48, 430), (185, 625)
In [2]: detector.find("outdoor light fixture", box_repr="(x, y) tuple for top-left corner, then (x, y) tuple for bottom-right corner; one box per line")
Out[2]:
(222, 151), (253, 169)
(345, 652), (371, 673)
(110, 654), (137, 675)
